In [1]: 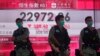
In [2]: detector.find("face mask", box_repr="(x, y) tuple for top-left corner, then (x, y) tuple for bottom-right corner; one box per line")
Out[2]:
(17, 23), (22, 28)
(60, 21), (64, 26)
(87, 21), (93, 27)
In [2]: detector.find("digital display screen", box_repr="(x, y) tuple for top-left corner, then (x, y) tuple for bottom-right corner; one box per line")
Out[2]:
(0, 0), (100, 56)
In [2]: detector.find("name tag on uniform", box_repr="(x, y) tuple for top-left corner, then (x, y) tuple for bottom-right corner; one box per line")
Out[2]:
(85, 30), (88, 33)
(56, 29), (60, 33)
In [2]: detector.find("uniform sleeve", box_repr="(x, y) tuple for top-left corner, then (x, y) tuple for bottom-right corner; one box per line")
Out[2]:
(24, 28), (30, 37)
(97, 29), (100, 39)
(97, 29), (100, 43)
(79, 29), (84, 51)
(12, 30), (17, 45)
(23, 28), (30, 42)
(65, 29), (70, 47)
(95, 29), (100, 43)
(21, 28), (30, 40)
(24, 28), (33, 50)
(48, 26), (55, 44)
(13, 30), (16, 37)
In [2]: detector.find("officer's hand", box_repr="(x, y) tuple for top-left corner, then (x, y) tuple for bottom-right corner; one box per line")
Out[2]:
(51, 44), (60, 52)
(97, 48), (100, 52)
(54, 47), (60, 52)
(80, 51), (84, 56)
(66, 49), (70, 56)
(14, 45), (16, 47)
(22, 39), (27, 42)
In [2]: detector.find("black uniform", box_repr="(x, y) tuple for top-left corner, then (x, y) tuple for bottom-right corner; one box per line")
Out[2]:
(11, 27), (35, 56)
(82, 27), (100, 50)
(13, 28), (31, 50)
(49, 25), (70, 56)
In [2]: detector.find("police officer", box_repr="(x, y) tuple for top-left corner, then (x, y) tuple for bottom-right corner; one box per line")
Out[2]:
(48, 15), (70, 56)
(12, 18), (35, 56)
(79, 16), (100, 56)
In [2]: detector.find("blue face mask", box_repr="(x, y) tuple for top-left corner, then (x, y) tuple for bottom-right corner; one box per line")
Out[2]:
(60, 21), (64, 26)
(87, 21), (93, 27)
(17, 23), (22, 28)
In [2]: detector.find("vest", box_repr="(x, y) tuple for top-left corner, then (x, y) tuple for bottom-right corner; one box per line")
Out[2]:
(53, 25), (70, 51)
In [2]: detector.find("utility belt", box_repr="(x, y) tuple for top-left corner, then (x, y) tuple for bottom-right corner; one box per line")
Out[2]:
(15, 41), (30, 50)
(15, 45), (28, 50)
(82, 44), (99, 50)
(58, 44), (69, 52)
